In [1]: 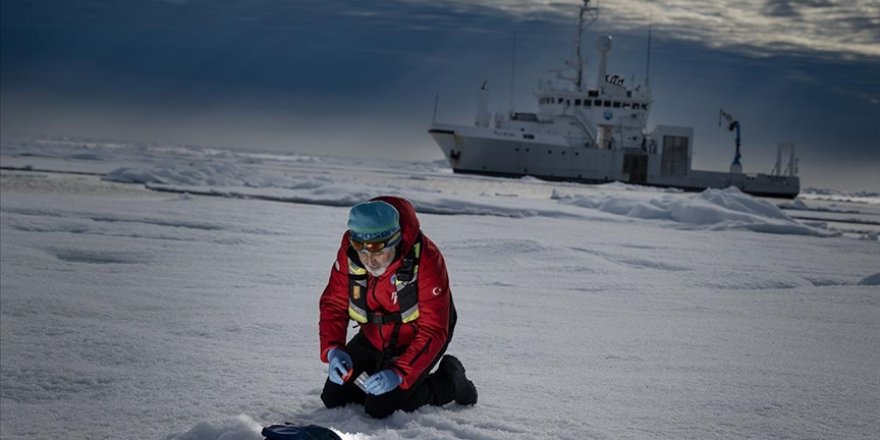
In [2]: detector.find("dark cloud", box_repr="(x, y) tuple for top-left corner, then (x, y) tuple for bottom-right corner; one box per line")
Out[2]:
(763, 0), (834, 17)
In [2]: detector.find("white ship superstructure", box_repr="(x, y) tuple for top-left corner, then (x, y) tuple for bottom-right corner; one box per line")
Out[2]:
(428, 0), (799, 198)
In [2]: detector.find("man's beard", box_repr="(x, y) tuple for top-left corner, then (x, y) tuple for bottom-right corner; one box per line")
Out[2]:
(366, 265), (389, 277)
(364, 248), (396, 277)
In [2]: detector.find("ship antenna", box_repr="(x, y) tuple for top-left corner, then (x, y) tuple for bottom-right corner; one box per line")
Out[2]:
(576, 1), (599, 90)
(576, 4), (584, 89)
(645, 2), (653, 87)
(509, 29), (517, 112)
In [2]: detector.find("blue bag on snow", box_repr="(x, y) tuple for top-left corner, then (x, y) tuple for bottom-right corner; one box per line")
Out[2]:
(261, 423), (342, 440)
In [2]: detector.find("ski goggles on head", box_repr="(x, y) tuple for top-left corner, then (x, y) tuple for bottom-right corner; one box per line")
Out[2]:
(349, 230), (401, 253)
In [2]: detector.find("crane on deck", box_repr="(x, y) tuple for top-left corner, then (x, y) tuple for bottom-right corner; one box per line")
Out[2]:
(719, 108), (742, 173)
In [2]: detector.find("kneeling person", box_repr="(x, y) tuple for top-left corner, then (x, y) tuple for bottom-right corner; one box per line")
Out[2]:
(318, 196), (477, 418)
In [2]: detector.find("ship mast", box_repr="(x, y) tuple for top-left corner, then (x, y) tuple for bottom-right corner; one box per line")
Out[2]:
(575, 0), (599, 90)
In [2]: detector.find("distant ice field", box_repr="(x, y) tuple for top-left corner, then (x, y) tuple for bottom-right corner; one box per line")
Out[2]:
(1, 137), (878, 439)
(2, 136), (878, 238)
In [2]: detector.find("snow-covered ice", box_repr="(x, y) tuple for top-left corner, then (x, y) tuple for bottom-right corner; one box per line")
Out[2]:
(1, 137), (879, 439)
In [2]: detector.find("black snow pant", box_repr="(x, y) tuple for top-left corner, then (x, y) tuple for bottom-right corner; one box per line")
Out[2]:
(320, 332), (456, 419)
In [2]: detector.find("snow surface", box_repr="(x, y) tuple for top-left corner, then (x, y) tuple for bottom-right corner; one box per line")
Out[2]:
(1, 137), (879, 439)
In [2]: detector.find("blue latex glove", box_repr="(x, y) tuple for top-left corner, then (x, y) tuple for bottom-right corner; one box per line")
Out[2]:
(327, 348), (353, 385)
(363, 369), (402, 395)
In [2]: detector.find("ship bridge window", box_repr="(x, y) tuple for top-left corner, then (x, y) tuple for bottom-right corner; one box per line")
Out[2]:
(642, 104), (648, 110)
(585, 100), (592, 107)
(511, 112), (539, 122)
(613, 102), (621, 108)
(622, 103), (631, 108)
(603, 100), (611, 107)
(558, 98), (564, 104)
(575, 99), (582, 106)
(594, 99), (601, 106)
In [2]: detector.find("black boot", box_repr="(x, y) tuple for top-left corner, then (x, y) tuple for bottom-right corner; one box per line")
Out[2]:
(439, 355), (477, 405)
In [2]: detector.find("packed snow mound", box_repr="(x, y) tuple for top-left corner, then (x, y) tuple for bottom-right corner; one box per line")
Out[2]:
(104, 161), (284, 187)
(102, 161), (578, 218)
(553, 186), (839, 236)
(104, 161), (361, 197)
(858, 272), (880, 286)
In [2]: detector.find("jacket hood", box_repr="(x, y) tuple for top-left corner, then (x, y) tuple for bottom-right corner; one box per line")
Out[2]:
(370, 196), (420, 253)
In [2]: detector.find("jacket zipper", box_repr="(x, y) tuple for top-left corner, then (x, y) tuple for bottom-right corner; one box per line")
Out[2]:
(367, 277), (387, 350)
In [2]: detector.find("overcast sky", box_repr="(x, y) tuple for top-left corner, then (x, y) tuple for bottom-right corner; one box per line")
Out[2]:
(1, 0), (878, 190)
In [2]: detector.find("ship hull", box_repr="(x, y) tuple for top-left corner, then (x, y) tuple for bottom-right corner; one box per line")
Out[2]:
(430, 123), (627, 183)
(430, 124), (799, 199)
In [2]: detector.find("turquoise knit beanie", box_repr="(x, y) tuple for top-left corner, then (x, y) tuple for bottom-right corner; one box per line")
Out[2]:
(347, 201), (401, 242)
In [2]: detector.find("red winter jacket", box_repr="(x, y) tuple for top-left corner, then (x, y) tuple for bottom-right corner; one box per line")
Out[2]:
(319, 196), (452, 390)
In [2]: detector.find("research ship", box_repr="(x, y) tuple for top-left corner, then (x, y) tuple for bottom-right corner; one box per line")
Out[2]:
(428, 0), (800, 198)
